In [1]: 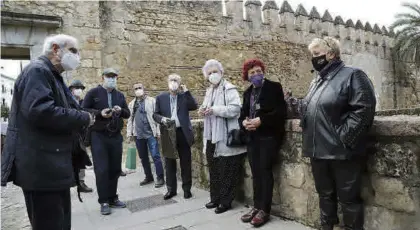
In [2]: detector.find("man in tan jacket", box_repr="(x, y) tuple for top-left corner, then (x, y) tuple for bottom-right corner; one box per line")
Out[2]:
(127, 83), (164, 188)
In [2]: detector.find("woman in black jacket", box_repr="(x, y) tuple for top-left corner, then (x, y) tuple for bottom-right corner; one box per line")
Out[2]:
(238, 59), (287, 227)
(302, 36), (376, 230)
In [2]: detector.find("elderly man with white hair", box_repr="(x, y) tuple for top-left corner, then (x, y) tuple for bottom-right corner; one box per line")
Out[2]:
(153, 74), (198, 200)
(301, 36), (376, 230)
(198, 59), (246, 214)
(1, 34), (94, 230)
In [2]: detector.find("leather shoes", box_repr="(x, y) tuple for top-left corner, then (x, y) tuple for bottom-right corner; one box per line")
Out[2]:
(250, 210), (270, 227)
(163, 192), (177, 200)
(205, 202), (218, 209)
(241, 208), (259, 223)
(184, 191), (192, 199)
(139, 178), (154, 186)
(215, 204), (231, 214)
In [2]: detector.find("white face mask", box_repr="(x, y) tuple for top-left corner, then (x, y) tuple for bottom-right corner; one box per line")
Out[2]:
(168, 81), (179, 91)
(104, 77), (117, 89)
(60, 49), (80, 71)
(135, 89), (144, 97)
(208, 73), (222, 85)
(73, 89), (83, 97)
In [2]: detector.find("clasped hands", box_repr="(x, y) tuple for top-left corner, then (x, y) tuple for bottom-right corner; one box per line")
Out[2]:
(198, 107), (213, 116)
(242, 117), (261, 131)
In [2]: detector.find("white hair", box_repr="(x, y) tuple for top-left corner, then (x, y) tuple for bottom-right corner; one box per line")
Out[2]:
(168, 74), (181, 82)
(202, 59), (224, 79)
(42, 34), (78, 56)
(308, 36), (341, 58)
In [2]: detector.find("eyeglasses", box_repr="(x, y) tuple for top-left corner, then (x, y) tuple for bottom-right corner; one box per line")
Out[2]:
(134, 87), (142, 90)
(68, 47), (79, 55)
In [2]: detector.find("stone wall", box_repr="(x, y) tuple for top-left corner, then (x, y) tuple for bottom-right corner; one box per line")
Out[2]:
(2, 0), (419, 110)
(190, 116), (420, 230)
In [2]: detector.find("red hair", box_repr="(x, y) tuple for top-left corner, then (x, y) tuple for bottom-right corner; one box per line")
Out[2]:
(242, 59), (265, 81)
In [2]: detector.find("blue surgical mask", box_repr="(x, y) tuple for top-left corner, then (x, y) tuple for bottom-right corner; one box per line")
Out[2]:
(104, 77), (117, 89)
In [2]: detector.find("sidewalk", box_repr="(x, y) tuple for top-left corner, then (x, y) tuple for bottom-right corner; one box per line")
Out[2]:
(1, 168), (315, 230)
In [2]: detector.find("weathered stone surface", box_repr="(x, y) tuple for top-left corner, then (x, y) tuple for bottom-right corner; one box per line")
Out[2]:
(370, 175), (416, 213)
(2, 0), (419, 110)
(189, 116), (420, 229)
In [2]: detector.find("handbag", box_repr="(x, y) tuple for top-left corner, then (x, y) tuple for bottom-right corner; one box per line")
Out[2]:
(222, 86), (246, 147)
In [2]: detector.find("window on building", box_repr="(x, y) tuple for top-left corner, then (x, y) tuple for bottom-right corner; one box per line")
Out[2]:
(2, 98), (5, 105)
(10, 89), (13, 95)
(1, 85), (5, 93)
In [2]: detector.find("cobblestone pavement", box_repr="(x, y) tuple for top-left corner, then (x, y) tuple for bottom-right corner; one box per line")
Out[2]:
(1, 167), (314, 230)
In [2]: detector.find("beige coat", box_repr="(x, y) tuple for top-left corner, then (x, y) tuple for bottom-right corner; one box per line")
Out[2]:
(127, 96), (160, 138)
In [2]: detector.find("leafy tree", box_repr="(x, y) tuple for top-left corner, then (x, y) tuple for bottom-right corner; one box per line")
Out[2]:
(1, 104), (9, 119)
(390, 2), (420, 72)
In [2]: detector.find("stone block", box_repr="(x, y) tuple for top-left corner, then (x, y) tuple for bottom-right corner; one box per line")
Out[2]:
(281, 163), (306, 188)
(276, 185), (309, 219)
(365, 206), (420, 230)
(81, 59), (93, 68)
(370, 175), (415, 213)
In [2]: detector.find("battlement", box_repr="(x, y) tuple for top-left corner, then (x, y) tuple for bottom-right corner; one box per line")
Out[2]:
(224, 0), (395, 54)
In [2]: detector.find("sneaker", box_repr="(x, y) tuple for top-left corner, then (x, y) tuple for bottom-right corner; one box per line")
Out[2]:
(155, 178), (165, 188)
(100, 203), (111, 215)
(110, 199), (126, 208)
(140, 178), (154, 186)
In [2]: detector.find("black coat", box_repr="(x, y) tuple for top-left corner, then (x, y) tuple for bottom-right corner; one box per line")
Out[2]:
(82, 86), (130, 133)
(301, 60), (376, 159)
(1, 56), (90, 190)
(239, 79), (287, 140)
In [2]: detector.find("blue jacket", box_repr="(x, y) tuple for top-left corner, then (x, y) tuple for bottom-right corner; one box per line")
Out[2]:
(153, 91), (198, 146)
(1, 56), (90, 190)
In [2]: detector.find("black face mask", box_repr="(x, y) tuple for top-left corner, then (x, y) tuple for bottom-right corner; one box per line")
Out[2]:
(311, 55), (328, 72)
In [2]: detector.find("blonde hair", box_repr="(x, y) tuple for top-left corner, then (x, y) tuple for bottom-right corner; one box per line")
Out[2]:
(308, 36), (341, 58)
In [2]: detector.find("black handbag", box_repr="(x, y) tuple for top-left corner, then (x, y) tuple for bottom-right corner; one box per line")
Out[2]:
(222, 86), (246, 147)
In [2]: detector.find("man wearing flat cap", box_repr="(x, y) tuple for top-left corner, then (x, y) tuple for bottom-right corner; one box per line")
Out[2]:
(82, 68), (131, 215)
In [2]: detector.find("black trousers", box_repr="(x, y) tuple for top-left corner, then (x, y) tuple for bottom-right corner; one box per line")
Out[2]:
(91, 131), (123, 204)
(165, 128), (192, 193)
(247, 135), (280, 213)
(311, 158), (364, 229)
(206, 141), (244, 206)
(23, 189), (71, 230)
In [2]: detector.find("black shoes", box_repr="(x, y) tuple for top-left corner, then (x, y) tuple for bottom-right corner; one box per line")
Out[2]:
(205, 202), (218, 209)
(164, 192), (177, 200)
(120, 171), (127, 177)
(184, 191), (192, 199)
(140, 178), (154, 186)
(101, 203), (111, 215)
(78, 181), (93, 193)
(155, 178), (165, 188)
(215, 204), (231, 214)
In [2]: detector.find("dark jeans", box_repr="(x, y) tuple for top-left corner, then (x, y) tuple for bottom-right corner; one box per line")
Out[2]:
(311, 158), (364, 230)
(206, 141), (244, 206)
(91, 131), (123, 204)
(165, 128), (192, 193)
(23, 189), (71, 230)
(135, 136), (164, 180)
(247, 135), (280, 213)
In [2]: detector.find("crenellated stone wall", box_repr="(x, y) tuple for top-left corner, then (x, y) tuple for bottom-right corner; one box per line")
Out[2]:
(1, 0), (419, 110)
(189, 116), (420, 230)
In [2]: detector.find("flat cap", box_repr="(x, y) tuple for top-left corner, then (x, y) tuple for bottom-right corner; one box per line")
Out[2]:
(69, 79), (85, 89)
(102, 68), (119, 76)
